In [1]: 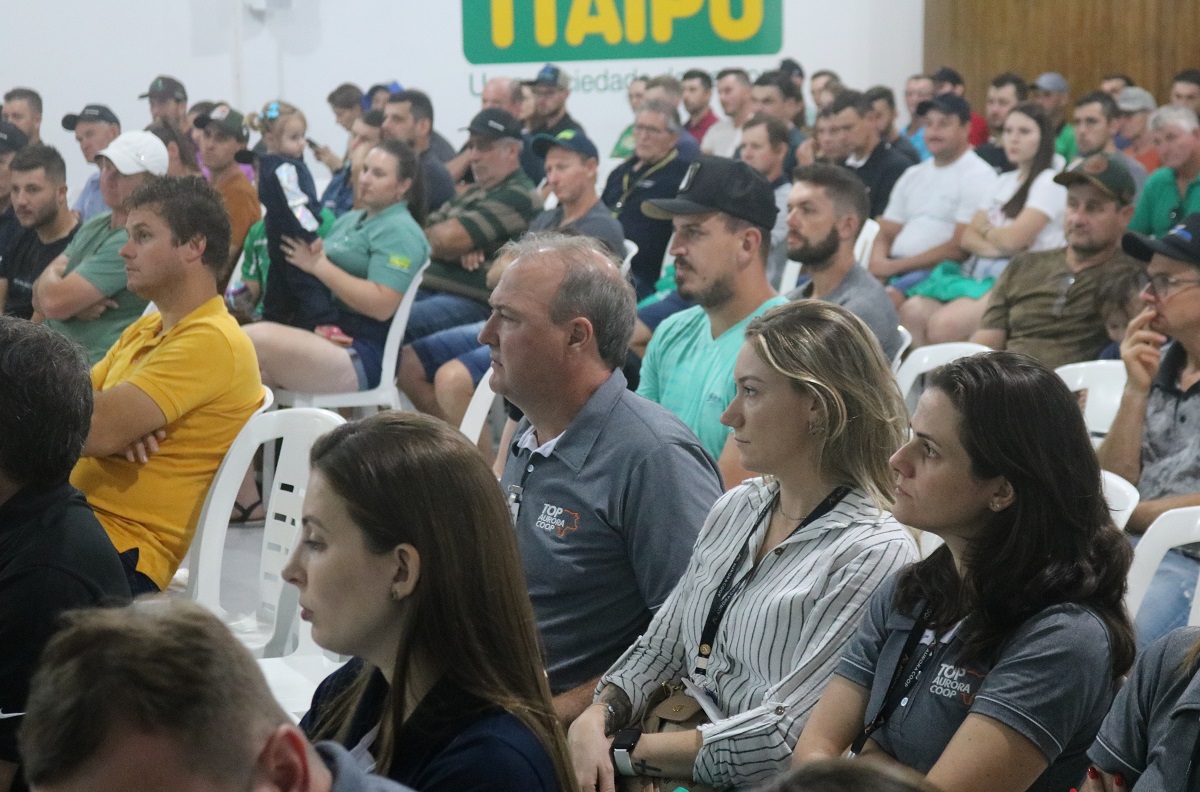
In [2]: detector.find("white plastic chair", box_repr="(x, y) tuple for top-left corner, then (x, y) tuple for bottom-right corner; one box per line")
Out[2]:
(458, 374), (497, 446)
(258, 617), (346, 720)
(1055, 360), (1128, 439)
(1101, 470), (1140, 531)
(854, 218), (881, 270)
(185, 408), (346, 657)
(272, 260), (430, 417)
(779, 259), (803, 294)
(621, 239), (638, 277)
(894, 342), (991, 406)
(1125, 507), (1200, 624)
(892, 325), (913, 372)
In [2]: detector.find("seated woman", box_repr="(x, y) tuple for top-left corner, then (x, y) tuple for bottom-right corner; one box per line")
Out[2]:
(288, 411), (572, 791)
(793, 351), (1136, 792)
(1085, 626), (1200, 790)
(900, 102), (1065, 347)
(568, 301), (918, 792)
(244, 138), (430, 392)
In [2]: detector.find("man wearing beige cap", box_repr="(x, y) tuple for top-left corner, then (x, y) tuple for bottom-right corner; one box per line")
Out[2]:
(33, 130), (167, 362)
(1116, 86), (1161, 174)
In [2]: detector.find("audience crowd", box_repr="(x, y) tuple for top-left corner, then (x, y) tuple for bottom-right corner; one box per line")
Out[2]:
(4, 58), (1200, 792)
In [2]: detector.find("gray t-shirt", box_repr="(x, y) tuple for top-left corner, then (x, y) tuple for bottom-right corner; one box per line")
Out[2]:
(500, 369), (723, 693)
(837, 574), (1118, 792)
(1139, 341), (1200, 502)
(529, 201), (626, 258)
(788, 264), (902, 360)
(1088, 626), (1200, 790)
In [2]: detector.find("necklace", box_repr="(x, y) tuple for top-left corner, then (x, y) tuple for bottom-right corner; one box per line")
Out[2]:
(774, 497), (806, 522)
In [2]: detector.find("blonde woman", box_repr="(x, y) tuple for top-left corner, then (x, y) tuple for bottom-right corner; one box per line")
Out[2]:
(568, 301), (917, 791)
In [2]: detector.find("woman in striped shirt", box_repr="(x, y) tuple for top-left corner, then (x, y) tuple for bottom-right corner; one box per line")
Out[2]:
(567, 301), (918, 791)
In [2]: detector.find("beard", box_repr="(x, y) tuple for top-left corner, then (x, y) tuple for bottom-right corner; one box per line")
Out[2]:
(788, 226), (841, 271)
(675, 257), (736, 308)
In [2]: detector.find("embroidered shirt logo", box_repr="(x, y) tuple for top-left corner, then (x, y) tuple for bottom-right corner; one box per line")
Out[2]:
(535, 503), (579, 538)
(929, 662), (985, 705)
(387, 254), (412, 270)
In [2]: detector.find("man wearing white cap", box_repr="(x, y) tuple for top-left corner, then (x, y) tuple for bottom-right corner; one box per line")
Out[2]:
(32, 130), (167, 363)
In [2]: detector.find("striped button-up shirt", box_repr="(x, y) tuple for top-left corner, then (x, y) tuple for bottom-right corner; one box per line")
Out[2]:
(601, 478), (917, 788)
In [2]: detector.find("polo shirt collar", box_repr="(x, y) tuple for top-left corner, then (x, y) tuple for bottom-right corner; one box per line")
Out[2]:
(363, 199), (410, 226)
(512, 369), (628, 474)
(1153, 340), (1199, 395)
(138, 295), (226, 342)
(389, 676), (498, 777)
(1169, 660), (1200, 717)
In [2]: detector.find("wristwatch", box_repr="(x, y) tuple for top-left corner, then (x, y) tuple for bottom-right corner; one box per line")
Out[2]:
(610, 728), (642, 777)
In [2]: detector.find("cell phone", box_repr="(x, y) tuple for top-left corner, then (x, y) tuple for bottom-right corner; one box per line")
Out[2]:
(306, 137), (321, 149)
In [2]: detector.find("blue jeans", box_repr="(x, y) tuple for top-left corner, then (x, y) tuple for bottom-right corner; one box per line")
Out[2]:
(1129, 536), (1199, 648)
(403, 292), (492, 344)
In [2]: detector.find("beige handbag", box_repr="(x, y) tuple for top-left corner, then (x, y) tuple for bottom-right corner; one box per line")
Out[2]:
(617, 682), (716, 792)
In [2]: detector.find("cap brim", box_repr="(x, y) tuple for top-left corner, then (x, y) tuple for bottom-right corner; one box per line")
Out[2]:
(641, 197), (715, 220)
(62, 114), (80, 131)
(1053, 170), (1118, 200)
(1122, 230), (1200, 265)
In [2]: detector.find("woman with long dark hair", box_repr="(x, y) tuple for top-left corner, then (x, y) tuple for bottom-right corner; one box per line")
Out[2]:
(794, 351), (1136, 792)
(287, 411), (574, 791)
(901, 101), (1066, 345)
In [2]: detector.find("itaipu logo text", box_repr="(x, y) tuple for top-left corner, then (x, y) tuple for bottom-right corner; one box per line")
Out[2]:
(464, 0), (782, 64)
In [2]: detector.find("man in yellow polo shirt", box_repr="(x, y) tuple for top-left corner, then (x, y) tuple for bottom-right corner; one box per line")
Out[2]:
(71, 176), (262, 594)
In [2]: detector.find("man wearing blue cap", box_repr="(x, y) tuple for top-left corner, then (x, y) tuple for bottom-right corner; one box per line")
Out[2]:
(62, 104), (121, 223)
(520, 63), (587, 185)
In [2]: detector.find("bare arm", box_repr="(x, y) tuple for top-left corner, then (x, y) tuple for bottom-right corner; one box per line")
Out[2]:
(31, 254), (108, 320)
(569, 685), (633, 792)
(554, 674), (605, 725)
(961, 207), (1052, 259)
(873, 225), (969, 278)
(83, 382), (169, 458)
(425, 218), (478, 261)
(867, 218), (901, 280)
(792, 676), (870, 765)
(924, 713), (1049, 792)
(970, 328), (1008, 350)
(1098, 308), (1164, 487)
(446, 149), (472, 182)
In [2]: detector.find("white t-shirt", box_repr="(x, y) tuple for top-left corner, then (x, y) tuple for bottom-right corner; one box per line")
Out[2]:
(883, 149), (998, 258)
(968, 168), (1067, 280)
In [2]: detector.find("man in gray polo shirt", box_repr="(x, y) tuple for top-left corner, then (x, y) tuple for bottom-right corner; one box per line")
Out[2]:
(1100, 213), (1200, 646)
(785, 163), (902, 360)
(483, 233), (722, 723)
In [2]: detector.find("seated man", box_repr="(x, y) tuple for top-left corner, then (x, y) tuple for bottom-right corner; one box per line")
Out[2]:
(71, 176), (262, 595)
(487, 233), (722, 722)
(19, 600), (417, 792)
(194, 103), (261, 278)
(1070, 91), (1148, 197)
(406, 108), (541, 344)
(739, 113), (792, 289)
(0, 123), (29, 273)
(1099, 213), (1200, 646)
(32, 131), (164, 363)
(638, 155), (787, 485)
(0, 318), (130, 792)
(863, 84), (921, 165)
(827, 90), (912, 219)
(971, 153), (1140, 369)
(869, 94), (997, 307)
(61, 103), (120, 223)
(399, 129), (624, 425)
(1128, 105), (1200, 238)
(746, 71), (806, 175)
(785, 164), (903, 359)
(0, 145), (79, 319)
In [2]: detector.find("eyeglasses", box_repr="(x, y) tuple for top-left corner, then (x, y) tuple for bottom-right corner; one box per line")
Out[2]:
(633, 124), (670, 136)
(1141, 272), (1200, 299)
(1051, 274), (1076, 317)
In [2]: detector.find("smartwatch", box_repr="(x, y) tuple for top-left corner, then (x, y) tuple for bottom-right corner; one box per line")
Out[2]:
(610, 728), (642, 777)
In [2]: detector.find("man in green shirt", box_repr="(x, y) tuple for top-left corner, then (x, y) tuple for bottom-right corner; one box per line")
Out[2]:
(33, 131), (166, 362)
(1129, 105), (1200, 238)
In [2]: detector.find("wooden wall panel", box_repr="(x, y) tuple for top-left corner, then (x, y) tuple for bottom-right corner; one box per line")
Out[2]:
(924, 0), (1200, 110)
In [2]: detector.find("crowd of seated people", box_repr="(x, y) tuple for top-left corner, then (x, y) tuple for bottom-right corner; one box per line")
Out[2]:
(5, 58), (1200, 792)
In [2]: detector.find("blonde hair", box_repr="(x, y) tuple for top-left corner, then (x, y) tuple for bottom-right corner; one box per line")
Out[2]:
(246, 99), (305, 137)
(744, 300), (907, 509)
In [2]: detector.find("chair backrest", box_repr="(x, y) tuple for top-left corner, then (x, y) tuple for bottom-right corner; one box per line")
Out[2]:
(621, 239), (639, 277)
(893, 325), (913, 372)
(1126, 506), (1200, 622)
(894, 342), (991, 406)
(1101, 470), (1140, 531)
(377, 259), (432, 380)
(779, 259), (802, 294)
(854, 218), (880, 269)
(1055, 360), (1128, 438)
(185, 409), (347, 621)
(458, 374), (497, 445)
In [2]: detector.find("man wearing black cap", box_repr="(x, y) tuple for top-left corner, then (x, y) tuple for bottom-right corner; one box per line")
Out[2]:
(871, 93), (997, 308)
(1100, 213), (1200, 642)
(521, 64), (586, 185)
(62, 104), (120, 223)
(971, 153), (1140, 369)
(139, 75), (189, 134)
(930, 66), (988, 146)
(195, 103), (261, 271)
(402, 108), (541, 346)
(637, 154), (786, 484)
(0, 122), (29, 259)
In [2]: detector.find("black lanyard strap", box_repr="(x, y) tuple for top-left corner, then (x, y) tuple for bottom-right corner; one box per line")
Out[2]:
(693, 485), (850, 676)
(850, 603), (937, 755)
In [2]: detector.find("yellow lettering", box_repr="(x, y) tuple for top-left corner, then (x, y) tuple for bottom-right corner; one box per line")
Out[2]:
(489, 0), (515, 48)
(651, 0), (703, 43)
(709, 0), (763, 41)
(535, 0), (558, 46)
(624, 0), (647, 43)
(565, 0), (623, 45)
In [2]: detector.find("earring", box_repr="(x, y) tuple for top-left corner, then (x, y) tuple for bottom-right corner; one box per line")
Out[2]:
(390, 588), (402, 601)
(991, 500), (1003, 511)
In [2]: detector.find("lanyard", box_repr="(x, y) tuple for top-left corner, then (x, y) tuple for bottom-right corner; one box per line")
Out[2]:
(613, 149), (679, 214)
(850, 603), (938, 755)
(693, 485), (850, 676)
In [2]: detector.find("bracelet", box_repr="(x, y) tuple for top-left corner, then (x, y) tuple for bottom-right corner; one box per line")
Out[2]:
(600, 703), (618, 736)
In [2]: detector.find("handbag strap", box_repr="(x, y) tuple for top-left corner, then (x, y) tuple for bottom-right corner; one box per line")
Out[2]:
(850, 603), (936, 755)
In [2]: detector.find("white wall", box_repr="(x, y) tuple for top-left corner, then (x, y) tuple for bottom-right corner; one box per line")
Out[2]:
(3, 0), (924, 198)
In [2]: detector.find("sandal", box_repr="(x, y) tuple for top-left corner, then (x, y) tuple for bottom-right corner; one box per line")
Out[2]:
(230, 499), (264, 523)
